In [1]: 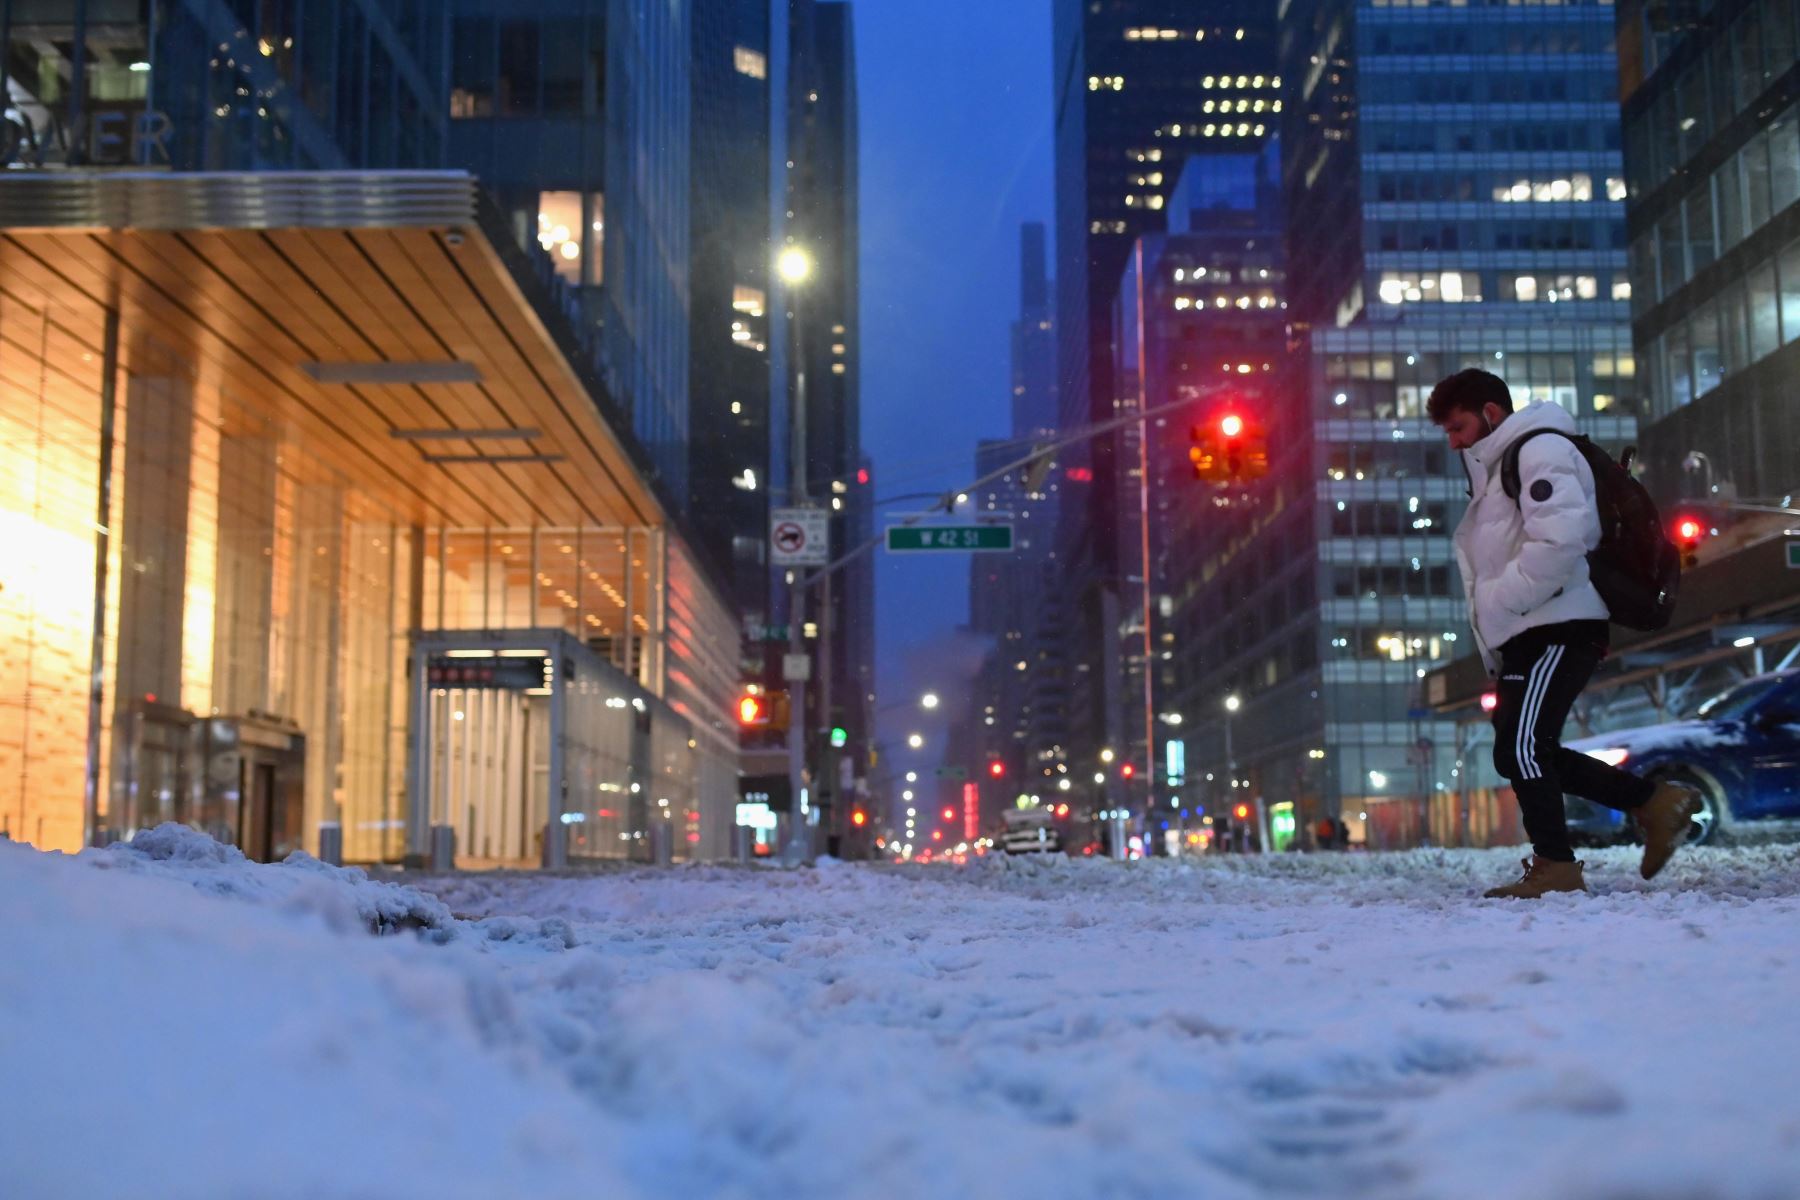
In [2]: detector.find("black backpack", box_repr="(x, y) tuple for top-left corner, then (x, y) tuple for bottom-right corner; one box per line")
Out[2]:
(1500, 429), (1680, 632)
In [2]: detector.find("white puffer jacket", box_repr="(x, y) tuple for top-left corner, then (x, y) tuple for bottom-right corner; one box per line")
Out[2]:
(1451, 401), (1609, 676)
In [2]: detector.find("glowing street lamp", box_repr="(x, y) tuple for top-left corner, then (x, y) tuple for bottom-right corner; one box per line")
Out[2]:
(907, 733), (924, 749)
(921, 692), (940, 710)
(777, 246), (812, 285)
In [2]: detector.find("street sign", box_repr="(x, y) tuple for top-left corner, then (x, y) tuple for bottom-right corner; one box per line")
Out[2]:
(886, 524), (1014, 552)
(771, 507), (829, 566)
(1787, 541), (1800, 569)
(935, 765), (967, 780)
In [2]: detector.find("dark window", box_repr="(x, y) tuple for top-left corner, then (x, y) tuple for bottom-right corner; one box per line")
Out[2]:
(543, 20), (585, 114)
(451, 17), (495, 117)
(498, 19), (540, 116)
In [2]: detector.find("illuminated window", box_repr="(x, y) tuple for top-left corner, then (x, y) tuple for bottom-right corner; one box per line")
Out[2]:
(732, 285), (765, 318)
(733, 47), (767, 79)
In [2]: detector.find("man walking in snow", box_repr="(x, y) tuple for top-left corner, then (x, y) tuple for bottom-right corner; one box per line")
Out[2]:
(1429, 369), (1698, 898)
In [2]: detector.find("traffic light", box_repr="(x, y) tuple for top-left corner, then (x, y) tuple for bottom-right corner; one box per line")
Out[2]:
(1233, 802), (1251, 821)
(830, 726), (849, 748)
(942, 806), (955, 822)
(987, 760), (1005, 778)
(1119, 762), (1135, 779)
(1189, 407), (1269, 483)
(851, 809), (867, 827)
(735, 688), (790, 731)
(1673, 515), (1704, 570)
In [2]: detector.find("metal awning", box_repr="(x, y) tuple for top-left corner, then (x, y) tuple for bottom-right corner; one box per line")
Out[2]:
(0, 168), (666, 532)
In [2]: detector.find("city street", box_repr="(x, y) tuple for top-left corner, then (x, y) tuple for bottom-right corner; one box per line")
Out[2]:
(5, 828), (1798, 1199)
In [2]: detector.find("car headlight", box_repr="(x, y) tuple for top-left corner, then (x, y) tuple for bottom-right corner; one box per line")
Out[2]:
(1582, 747), (1630, 767)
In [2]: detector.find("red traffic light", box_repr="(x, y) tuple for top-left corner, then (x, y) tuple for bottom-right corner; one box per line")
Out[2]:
(1233, 803), (1251, 821)
(851, 810), (867, 827)
(988, 760), (1005, 778)
(1120, 762), (1135, 778)
(737, 693), (767, 726)
(1674, 517), (1703, 542)
(1219, 413), (1245, 439)
(932, 829), (943, 841)
(942, 806), (955, 822)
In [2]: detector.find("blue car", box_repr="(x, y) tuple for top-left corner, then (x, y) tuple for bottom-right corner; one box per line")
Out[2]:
(1563, 670), (1800, 846)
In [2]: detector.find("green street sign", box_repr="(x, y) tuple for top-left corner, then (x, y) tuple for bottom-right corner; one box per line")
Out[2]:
(1787, 541), (1800, 569)
(886, 525), (1014, 553)
(935, 765), (967, 780)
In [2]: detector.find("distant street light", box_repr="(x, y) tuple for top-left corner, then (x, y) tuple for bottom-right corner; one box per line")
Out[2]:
(905, 771), (917, 783)
(777, 246), (812, 284)
(921, 692), (940, 710)
(907, 733), (924, 749)
(1224, 694), (1241, 713)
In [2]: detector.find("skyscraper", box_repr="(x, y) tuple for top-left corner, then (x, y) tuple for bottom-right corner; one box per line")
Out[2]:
(1112, 145), (1291, 850)
(1051, 0), (1281, 811)
(1614, 0), (1800, 500)
(1262, 0), (1641, 846)
(785, 0), (869, 840)
(688, 0), (777, 631)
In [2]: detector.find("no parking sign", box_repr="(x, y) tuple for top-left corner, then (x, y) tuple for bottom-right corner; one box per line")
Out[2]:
(770, 507), (829, 566)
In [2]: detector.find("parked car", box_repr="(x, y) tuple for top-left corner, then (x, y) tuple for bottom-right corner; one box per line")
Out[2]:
(999, 806), (1063, 855)
(1563, 669), (1800, 846)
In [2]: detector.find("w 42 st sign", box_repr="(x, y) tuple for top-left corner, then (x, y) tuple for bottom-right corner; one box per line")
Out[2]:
(885, 525), (1014, 553)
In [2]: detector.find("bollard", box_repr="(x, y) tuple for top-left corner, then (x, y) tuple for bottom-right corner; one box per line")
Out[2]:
(429, 824), (455, 872)
(1108, 813), (1129, 861)
(316, 821), (343, 867)
(651, 819), (673, 866)
(732, 823), (753, 864)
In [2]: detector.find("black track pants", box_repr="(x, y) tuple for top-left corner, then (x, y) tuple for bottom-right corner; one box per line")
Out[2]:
(1491, 620), (1655, 862)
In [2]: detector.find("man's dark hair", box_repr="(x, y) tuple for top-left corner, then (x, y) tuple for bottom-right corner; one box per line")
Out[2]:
(1426, 368), (1515, 425)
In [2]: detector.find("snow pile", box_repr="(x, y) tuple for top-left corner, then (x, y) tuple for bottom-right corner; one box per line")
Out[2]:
(90, 822), (458, 936)
(5, 832), (1800, 1199)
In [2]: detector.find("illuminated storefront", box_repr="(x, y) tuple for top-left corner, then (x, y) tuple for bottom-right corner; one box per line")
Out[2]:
(0, 169), (739, 864)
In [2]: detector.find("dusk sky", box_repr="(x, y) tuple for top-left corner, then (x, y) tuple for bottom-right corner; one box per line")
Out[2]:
(850, 0), (1054, 762)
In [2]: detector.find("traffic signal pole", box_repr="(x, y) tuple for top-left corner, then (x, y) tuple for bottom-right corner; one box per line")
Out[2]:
(773, 383), (1250, 864)
(1132, 242), (1156, 847)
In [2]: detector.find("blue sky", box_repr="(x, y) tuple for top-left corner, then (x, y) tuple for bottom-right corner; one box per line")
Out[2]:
(849, 0), (1054, 758)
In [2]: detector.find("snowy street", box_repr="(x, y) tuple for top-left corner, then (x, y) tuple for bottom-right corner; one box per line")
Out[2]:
(4, 831), (1800, 1200)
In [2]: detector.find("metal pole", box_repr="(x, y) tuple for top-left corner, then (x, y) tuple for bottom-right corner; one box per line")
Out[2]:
(819, 565), (834, 837)
(1133, 240), (1155, 841)
(783, 281), (810, 865)
(82, 305), (118, 846)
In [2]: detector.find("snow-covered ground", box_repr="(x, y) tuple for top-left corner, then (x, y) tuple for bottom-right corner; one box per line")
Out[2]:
(5, 829), (1800, 1199)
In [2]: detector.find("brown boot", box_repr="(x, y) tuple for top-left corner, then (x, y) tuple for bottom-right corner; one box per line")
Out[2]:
(1635, 782), (1702, 880)
(1482, 856), (1588, 899)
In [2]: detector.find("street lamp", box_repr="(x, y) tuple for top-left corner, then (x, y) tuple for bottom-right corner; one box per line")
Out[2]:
(921, 692), (940, 710)
(777, 246), (812, 284)
(907, 733), (924, 749)
(905, 771), (917, 783)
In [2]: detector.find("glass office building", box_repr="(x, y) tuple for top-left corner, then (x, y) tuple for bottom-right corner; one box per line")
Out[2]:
(1260, 0), (1640, 846)
(1616, 0), (1800, 499)
(0, 3), (742, 864)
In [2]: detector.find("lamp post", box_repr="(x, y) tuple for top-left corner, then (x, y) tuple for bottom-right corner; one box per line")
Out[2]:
(779, 245), (813, 865)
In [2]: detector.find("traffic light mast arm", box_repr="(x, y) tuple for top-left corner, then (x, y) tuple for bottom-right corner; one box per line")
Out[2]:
(798, 383), (1244, 589)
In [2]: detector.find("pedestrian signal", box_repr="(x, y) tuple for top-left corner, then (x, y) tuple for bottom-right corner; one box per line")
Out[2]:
(1233, 803), (1251, 821)
(736, 688), (790, 732)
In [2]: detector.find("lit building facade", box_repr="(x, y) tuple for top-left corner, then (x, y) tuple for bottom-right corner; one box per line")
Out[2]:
(1052, 0), (1281, 804)
(1615, 0), (1800, 500)
(0, 3), (741, 864)
(1113, 147), (1294, 850)
(1264, 0), (1641, 846)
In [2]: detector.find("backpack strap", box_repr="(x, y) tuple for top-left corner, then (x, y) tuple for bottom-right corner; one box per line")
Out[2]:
(1499, 428), (1577, 502)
